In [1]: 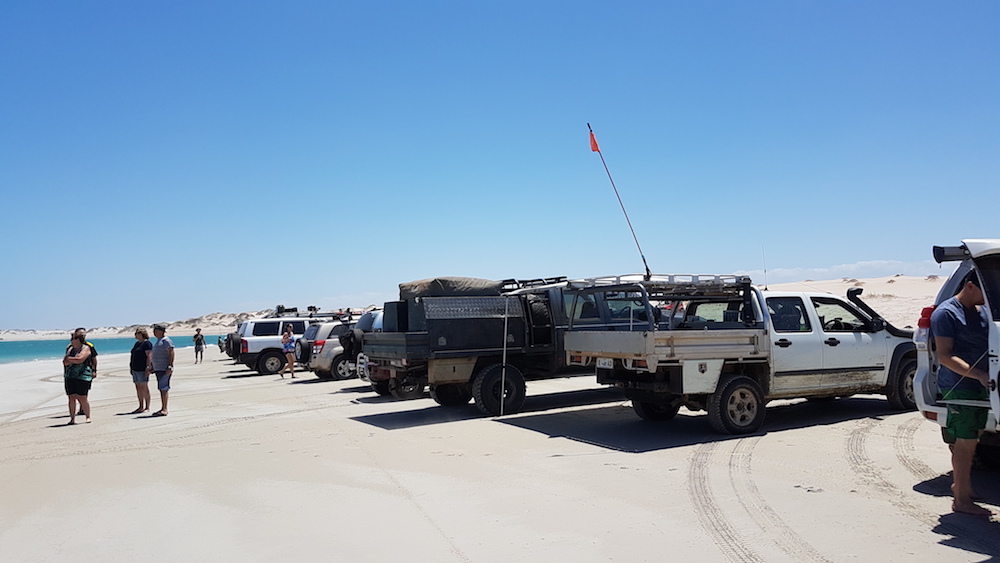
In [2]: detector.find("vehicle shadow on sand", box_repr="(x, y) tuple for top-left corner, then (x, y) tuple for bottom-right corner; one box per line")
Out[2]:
(500, 395), (903, 454)
(350, 388), (626, 430)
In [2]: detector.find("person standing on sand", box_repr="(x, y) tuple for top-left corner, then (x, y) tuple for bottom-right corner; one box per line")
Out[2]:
(129, 328), (154, 414)
(67, 328), (98, 416)
(193, 328), (206, 364)
(63, 332), (93, 424)
(279, 323), (296, 378)
(150, 324), (175, 416)
(931, 271), (992, 518)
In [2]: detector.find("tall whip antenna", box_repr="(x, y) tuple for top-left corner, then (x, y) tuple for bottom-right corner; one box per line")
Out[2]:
(761, 245), (768, 289)
(588, 123), (652, 280)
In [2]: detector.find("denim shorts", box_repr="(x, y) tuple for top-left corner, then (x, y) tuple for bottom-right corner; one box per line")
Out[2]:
(131, 370), (149, 384)
(154, 371), (171, 391)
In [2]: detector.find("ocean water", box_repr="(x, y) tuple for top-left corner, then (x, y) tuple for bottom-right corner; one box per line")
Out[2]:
(0, 335), (224, 365)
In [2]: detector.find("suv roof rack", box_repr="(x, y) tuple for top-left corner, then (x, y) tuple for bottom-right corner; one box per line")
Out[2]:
(271, 305), (366, 321)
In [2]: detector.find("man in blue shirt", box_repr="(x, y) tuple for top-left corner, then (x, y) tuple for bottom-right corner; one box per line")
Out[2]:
(151, 324), (175, 417)
(931, 270), (991, 517)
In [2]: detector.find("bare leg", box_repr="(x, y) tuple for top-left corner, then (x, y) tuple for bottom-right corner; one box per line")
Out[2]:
(952, 438), (992, 517)
(159, 390), (169, 415)
(78, 396), (91, 422)
(67, 396), (77, 424)
(287, 354), (296, 378)
(141, 383), (151, 411)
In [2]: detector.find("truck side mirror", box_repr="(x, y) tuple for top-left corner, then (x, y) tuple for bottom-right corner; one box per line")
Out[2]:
(870, 318), (886, 332)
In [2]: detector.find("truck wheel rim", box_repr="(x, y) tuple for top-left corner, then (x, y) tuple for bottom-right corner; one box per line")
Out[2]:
(727, 388), (758, 427)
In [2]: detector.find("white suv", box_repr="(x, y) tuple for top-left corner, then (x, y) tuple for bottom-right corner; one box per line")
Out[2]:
(238, 316), (315, 375)
(914, 239), (1000, 456)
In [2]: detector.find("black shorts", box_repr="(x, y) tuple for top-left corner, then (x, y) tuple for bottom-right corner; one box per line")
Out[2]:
(65, 378), (92, 396)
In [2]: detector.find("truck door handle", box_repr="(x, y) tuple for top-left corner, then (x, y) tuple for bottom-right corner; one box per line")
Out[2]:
(775, 339), (792, 348)
(991, 380), (997, 392)
(824, 338), (840, 347)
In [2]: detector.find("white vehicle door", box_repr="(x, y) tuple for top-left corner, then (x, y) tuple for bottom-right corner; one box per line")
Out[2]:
(990, 321), (1000, 428)
(766, 295), (825, 395)
(809, 296), (885, 389)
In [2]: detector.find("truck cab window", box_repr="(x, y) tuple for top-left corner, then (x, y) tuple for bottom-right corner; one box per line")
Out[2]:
(811, 297), (867, 332)
(565, 293), (600, 321)
(766, 297), (811, 333)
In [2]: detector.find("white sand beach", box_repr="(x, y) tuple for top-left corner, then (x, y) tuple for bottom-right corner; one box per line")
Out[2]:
(3, 275), (998, 562)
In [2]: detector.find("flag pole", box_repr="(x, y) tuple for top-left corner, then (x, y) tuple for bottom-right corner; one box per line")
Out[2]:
(588, 123), (652, 280)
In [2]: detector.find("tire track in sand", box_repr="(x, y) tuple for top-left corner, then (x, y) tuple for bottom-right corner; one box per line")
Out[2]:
(892, 415), (939, 482)
(728, 437), (831, 563)
(846, 417), (1000, 556)
(689, 442), (763, 563)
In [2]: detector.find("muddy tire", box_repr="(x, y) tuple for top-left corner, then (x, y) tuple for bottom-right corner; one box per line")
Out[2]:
(632, 401), (680, 421)
(472, 364), (526, 416)
(430, 383), (472, 406)
(707, 375), (765, 434)
(887, 358), (917, 411)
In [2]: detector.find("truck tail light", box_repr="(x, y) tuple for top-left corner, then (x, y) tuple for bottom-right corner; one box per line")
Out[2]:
(917, 306), (935, 329)
(921, 410), (938, 421)
(241, 339), (248, 353)
(313, 340), (325, 355)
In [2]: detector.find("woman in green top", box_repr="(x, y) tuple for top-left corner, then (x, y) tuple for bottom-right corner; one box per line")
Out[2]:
(63, 333), (94, 424)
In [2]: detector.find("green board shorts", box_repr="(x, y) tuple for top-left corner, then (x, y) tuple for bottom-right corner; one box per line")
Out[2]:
(943, 388), (989, 441)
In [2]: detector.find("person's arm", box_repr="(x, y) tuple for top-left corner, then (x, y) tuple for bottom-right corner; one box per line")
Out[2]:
(167, 346), (175, 372)
(90, 345), (98, 374)
(64, 346), (91, 366)
(145, 349), (153, 372)
(936, 336), (990, 387)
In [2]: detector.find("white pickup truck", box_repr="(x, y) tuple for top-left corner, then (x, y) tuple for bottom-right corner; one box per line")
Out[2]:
(913, 240), (1000, 456)
(563, 274), (916, 434)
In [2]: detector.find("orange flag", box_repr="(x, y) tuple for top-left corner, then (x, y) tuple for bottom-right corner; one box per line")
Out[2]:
(589, 131), (601, 152)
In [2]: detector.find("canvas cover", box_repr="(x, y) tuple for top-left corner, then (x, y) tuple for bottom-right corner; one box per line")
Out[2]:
(399, 277), (504, 300)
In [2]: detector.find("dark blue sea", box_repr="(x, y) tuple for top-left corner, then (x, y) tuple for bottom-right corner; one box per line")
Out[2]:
(0, 335), (224, 365)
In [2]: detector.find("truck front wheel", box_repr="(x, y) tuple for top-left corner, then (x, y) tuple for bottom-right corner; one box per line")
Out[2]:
(430, 383), (472, 406)
(707, 375), (765, 434)
(632, 401), (680, 421)
(472, 363), (526, 416)
(887, 358), (917, 411)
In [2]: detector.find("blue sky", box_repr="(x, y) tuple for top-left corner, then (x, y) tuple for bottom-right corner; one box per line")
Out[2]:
(1, 1), (996, 329)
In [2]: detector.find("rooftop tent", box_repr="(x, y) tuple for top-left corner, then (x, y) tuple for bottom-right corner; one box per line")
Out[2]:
(399, 277), (505, 300)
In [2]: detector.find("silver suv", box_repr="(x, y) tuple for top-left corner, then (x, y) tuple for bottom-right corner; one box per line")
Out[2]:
(301, 321), (356, 379)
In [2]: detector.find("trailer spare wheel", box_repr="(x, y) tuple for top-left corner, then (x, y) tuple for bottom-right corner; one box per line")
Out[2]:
(430, 383), (472, 406)
(632, 401), (680, 421)
(472, 363), (526, 416)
